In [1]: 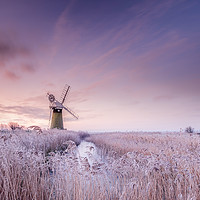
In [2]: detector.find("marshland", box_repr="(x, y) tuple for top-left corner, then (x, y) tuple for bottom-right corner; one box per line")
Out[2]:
(1, 129), (200, 200)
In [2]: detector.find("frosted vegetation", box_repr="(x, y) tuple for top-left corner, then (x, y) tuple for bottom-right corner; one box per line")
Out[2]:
(0, 130), (200, 199)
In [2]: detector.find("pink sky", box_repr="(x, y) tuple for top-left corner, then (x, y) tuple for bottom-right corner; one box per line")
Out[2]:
(0, 0), (199, 131)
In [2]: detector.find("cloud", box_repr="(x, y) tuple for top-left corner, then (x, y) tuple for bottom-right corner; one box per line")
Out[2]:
(154, 95), (176, 102)
(0, 104), (47, 120)
(65, 46), (121, 81)
(4, 70), (20, 80)
(45, 82), (55, 87)
(131, 0), (174, 16)
(0, 33), (34, 80)
(25, 95), (45, 102)
(54, 0), (190, 89)
(0, 39), (30, 67)
(20, 64), (35, 73)
(24, 95), (48, 107)
(51, 0), (76, 57)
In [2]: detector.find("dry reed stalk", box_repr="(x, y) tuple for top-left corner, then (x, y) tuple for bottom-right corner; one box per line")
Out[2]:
(1, 130), (200, 199)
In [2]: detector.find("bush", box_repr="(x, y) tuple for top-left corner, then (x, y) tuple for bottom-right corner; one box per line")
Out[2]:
(8, 122), (20, 131)
(185, 126), (194, 133)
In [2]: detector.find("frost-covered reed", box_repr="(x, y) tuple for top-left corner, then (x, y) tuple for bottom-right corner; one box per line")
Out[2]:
(1, 130), (200, 199)
(87, 132), (200, 199)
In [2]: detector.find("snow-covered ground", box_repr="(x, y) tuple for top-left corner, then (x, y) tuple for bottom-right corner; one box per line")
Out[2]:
(77, 141), (102, 170)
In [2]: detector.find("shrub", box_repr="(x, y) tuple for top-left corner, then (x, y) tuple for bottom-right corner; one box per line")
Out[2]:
(8, 122), (20, 131)
(185, 126), (194, 133)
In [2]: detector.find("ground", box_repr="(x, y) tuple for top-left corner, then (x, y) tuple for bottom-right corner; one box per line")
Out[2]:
(0, 130), (200, 199)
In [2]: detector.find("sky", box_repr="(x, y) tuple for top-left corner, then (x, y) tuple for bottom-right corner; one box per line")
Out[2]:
(0, 0), (199, 132)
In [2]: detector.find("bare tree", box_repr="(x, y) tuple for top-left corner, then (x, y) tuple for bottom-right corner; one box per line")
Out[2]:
(8, 122), (20, 131)
(185, 126), (194, 133)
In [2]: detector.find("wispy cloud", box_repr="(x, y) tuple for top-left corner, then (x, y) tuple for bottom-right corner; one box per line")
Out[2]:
(0, 37), (30, 67)
(0, 32), (35, 80)
(25, 95), (47, 105)
(20, 64), (35, 73)
(154, 95), (176, 102)
(47, 0), (77, 63)
(4, 70), (20, 80)
(0, 104), (47, 120)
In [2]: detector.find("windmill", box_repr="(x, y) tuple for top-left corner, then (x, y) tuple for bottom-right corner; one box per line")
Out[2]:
(47, 84), (78, 129)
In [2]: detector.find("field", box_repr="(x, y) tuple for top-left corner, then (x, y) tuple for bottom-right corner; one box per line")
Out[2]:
(0, 130), (200, 200)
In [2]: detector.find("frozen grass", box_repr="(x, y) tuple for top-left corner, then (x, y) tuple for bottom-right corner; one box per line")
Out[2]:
(1, 130), (200, 199)
(0, 129), (82, 200)
(87, 132), (200, 199)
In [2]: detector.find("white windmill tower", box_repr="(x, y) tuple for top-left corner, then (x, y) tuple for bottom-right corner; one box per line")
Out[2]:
(47, 84), (78, 129)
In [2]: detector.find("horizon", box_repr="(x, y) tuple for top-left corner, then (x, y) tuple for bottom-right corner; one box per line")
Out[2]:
(0, 123), (198, 133)
(0, 0), (200, 132)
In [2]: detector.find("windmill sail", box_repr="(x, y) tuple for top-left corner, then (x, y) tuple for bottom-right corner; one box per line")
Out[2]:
(63, 105), (79, 119)
(60, 84), (70, 104)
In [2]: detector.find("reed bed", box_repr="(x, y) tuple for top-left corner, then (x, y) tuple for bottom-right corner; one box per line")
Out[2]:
(0, 130), (200, 199)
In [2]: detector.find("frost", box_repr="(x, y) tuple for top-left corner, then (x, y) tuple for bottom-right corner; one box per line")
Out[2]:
(1, 130), (200, 199)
